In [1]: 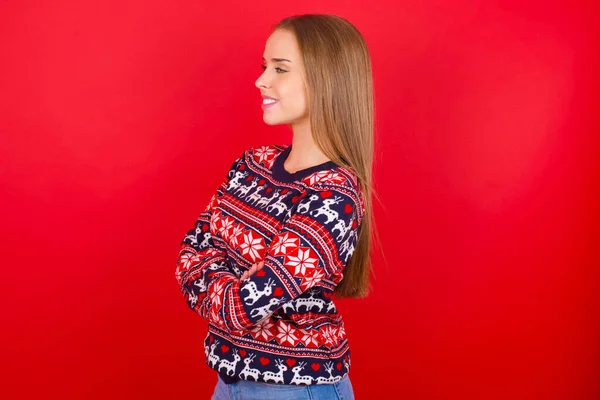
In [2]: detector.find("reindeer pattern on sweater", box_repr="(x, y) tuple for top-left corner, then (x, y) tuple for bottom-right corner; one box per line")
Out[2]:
(175, 144), (364, 385)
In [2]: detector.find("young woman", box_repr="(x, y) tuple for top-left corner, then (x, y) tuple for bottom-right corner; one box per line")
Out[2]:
(175, 13), (377, 400)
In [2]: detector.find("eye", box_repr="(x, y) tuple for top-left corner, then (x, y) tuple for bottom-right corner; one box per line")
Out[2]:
(260, 65), (286, 73)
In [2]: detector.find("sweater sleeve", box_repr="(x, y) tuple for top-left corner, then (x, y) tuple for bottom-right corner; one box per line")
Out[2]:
(174, 150), (246, 320)
(204, 186), (363, 332)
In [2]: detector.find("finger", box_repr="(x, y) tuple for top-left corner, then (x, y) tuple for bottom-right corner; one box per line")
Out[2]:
(243, 267), (255, 280)
(242, 262), (263, 281)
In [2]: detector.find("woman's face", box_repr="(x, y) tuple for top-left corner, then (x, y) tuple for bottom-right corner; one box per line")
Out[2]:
(255, 29), (308, 126)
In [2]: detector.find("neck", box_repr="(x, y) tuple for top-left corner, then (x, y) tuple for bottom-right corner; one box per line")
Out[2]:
(287, 120), (331, 168)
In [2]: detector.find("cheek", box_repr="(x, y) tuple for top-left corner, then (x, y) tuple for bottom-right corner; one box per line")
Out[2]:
(273, 78), (308, 117)
(288, 85), (307, 110)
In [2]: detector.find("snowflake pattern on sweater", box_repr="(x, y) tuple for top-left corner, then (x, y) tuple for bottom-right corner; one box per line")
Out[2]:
(175, 143), (365, 386)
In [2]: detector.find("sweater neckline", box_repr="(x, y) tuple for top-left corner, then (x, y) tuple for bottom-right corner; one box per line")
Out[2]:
(271, 145), (338, 183)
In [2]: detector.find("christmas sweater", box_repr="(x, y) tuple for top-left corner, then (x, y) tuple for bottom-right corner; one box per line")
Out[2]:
(175, 143), (365, 386)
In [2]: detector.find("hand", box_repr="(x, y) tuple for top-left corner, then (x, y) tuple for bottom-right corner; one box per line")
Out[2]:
(240, 261), (265, 281)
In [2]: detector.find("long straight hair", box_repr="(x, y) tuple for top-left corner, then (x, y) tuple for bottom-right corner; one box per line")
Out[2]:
(273, 14), (387, 299)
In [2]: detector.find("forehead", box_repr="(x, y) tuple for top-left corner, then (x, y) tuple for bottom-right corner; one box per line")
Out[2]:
(263, 29), (300, 61)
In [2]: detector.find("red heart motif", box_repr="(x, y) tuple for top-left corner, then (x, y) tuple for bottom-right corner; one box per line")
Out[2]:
(259, 179), (266, 185)
(311, 363), (320, 371)
(259, 357), (270, 366)
(221, 345), (229, 353)
(202, 225), (209, 232)
(246, 175), (253, 181)
(281, 189), (288, 194)
(286, 358), (296, 367)
(274, 287), (284, 296)
(266, 188), (273, 193)
(344, 203), (353, 213)
(239, 165), (246, 170)
(239, 350), (247, 357)
(256, 269), (266, 277)
(209, 336), (214, 344)
(336, 362), (343, 370)
(320, 191), (333, 198)
(352, 220), (357, 228)
(292, 195), (299, 203)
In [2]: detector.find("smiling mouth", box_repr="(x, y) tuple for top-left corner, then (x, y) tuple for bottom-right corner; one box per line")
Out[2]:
(262, 99), (278, 108)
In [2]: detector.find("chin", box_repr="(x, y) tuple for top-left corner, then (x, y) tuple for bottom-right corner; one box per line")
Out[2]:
(263, 114), (289, 126)
(263, 112), (303, 126)
(262, 116), (281, 126)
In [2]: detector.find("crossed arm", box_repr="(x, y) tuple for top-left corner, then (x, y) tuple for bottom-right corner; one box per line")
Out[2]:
(175, 153), (362, 332)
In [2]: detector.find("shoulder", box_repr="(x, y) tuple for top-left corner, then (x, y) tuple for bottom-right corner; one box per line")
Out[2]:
(302, 165), (365, 224)
(310, 178), (364, 222)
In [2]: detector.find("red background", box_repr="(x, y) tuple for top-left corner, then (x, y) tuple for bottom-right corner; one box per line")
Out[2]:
(1, 1), (598, 399)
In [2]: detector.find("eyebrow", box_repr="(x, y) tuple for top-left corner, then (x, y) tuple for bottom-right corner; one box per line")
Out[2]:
(262, 57), (292, 63)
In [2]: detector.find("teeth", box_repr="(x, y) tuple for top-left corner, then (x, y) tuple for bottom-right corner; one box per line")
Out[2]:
(263, 99), (277, 104)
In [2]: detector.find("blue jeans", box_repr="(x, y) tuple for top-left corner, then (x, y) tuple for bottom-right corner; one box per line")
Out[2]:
(210, 374), (355, 400)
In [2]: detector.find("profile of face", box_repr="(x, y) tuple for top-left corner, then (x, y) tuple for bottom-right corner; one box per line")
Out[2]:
(255, 29), (309, 126)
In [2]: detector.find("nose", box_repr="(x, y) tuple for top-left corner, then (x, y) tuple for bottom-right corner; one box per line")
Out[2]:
(255, 70), (268, 90)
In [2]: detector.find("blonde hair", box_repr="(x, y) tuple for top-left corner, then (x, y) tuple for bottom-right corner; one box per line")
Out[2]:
(273, 14), (388, 299)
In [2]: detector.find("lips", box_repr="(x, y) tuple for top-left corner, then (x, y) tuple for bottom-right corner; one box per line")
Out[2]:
(262, 98), (278, 108)
(261, 93), (278, 109)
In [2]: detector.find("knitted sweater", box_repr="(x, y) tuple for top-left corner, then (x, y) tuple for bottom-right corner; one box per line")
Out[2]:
(175, 143), (365, 386)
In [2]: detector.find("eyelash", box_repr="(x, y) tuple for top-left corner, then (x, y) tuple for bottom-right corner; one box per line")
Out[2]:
(261, 65), (286, 73)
